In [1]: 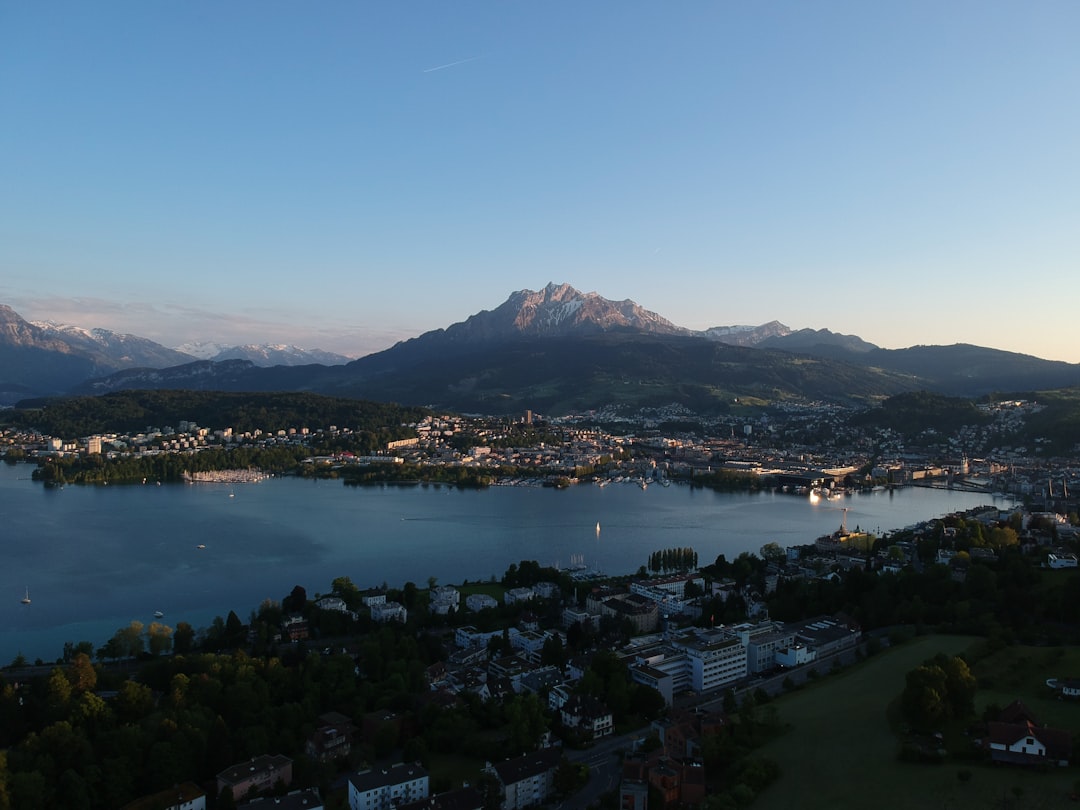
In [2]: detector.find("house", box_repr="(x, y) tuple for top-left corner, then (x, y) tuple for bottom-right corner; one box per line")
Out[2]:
(348, 762), (430, 810)
(306, 712), (355, 763)
(237, 788), (323, 809)
(216, 755), (293, 801)
(283, 615), (310, 642)
(370, 601), (408, 624)
(466, 593), (499, 612)
(119, 781), (205, 810)
(429, 586), (461, 615)
(559, 695), (613, 740)
(985, 700), (1072, 767)
(485, 746), (563, 810)
(504, 587), (536, 606)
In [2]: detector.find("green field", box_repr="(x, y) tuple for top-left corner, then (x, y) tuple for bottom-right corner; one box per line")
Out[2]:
(755, 636), (1079, 810)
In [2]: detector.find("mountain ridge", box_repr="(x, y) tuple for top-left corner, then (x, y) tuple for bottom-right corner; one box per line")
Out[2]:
(6, 285), (1080, 411)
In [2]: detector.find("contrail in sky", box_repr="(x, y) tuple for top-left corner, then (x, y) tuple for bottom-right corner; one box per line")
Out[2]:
(423, 55), (483, 73)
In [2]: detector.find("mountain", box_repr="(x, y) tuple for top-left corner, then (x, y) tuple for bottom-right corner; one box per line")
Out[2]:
(70, 285), (923, 411)
(13, 284), (1080, 414)
(703, 321), (792, 346)
(413, 281), (690, 344)
(32, 320), (195, 367)
(175, 341), (349, 367)
(0, 306), (195, 404)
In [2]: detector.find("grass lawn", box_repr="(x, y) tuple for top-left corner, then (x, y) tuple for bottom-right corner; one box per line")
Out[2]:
(754, 635), (1079, 810)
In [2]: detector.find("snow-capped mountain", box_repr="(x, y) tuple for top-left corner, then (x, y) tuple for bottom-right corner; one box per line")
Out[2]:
(29, 319), (196, 367)
(175, 342), (350, 367)
(703, 320), (792, 346)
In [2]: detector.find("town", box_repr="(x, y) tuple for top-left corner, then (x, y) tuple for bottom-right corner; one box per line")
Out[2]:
(2, 396), (1079, 810)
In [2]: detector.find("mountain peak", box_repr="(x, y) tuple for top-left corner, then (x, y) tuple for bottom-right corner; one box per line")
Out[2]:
(484, 283), (689, 339)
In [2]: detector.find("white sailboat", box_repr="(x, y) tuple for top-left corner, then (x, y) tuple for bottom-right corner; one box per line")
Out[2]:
(20, 587), (31, 605)
(596, 521), (601, 536)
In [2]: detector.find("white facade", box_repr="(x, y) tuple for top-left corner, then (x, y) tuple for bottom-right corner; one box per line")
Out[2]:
(1047, 553), (1078, 569)
(466, 593), (499, 611)
(370, 601), (407, 623)
(348, 763), (429, 810)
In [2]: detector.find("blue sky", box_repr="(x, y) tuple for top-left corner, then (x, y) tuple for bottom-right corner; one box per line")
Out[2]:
(2, 2), (1078, 361)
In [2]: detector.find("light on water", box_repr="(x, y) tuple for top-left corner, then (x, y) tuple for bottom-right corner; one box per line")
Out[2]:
(0, 463), (1013, 663)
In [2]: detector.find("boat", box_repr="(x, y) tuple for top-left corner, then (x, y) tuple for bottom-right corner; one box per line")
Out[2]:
(153, 610), (164, 618)
(596, 521), (601, 536)
(20, 587), (30, 605)
(196, 543), (206, 550)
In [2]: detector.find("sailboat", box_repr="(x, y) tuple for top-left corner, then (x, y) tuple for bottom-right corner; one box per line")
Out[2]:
(20, 587), (30, 605)
(596, 521), (601, 536)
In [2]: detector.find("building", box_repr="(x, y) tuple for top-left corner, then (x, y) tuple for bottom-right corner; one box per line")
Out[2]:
(216, 755), (293, 801)
(429, 586), (461, 615)
(559, 695), (613, 740)
(306, 712), (355, 763)
(370, 601), (408, 624)
(348, 762), (430, 810)
(1047, 552), (1078, 569)
(466, 593), (499, 612)
(735, 621), (796, 674)
(986, 701), (1071, 766)
(485, 746), (563, 810)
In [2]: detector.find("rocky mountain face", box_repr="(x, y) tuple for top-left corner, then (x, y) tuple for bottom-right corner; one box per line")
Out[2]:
(427, 282), (693, 343)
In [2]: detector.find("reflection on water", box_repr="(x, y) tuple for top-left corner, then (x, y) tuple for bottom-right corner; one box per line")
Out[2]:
(0, 463), (1012, 663)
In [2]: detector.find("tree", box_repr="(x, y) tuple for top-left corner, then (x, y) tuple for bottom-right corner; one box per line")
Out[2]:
(173, 621), (196, 655)
(760, 542), (785, 566)
(147, 622), (174, 656)
(900, 664), (948, 731)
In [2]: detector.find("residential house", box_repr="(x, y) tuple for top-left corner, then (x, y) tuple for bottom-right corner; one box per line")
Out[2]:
(429, 586), (460, 615)
(348, 762), (430, 810)
(466, 593), (499, 612)
(370, 601), (407, 624)
(283, 615), (310, 642)
(559, 695), (613, 741)
(306, 712), (355, 763)
(485, 746), (563, 810)
(504, 587), (536, 606)
(216, 755), (293, 801)
(985, 700), (1072, 767)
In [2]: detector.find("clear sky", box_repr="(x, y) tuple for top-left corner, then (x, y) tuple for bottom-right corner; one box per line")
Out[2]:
(2, 2), (1078, 361)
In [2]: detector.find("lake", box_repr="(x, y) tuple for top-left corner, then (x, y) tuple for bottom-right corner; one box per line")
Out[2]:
(0, 462), (1014, 663)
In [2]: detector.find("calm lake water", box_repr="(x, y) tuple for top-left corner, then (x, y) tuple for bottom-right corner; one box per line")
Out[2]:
(0, 462), (1014, 663)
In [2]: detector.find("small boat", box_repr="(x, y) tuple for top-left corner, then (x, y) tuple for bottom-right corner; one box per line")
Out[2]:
(196, 544), (206, 550)
(596, 521), (601, 536)
(20, 587), (31, 605)
(153, 610), (164, 618)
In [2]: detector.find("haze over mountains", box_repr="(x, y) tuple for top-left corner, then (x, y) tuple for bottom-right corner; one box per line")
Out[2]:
(3, 284), (1080, 412)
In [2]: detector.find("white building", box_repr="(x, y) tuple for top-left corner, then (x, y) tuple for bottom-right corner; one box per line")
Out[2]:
(348, 762), (429, 810)
(429, 585), (460, 615)
(370, 601), (407, 624)
(1047, 553), (1078, 569)
(466, 593), (499, 612)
